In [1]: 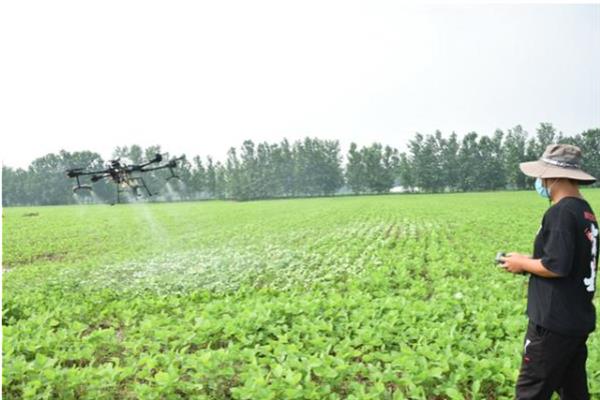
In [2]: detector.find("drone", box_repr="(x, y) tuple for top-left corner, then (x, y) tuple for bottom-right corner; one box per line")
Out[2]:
(66, 153), (185, 203)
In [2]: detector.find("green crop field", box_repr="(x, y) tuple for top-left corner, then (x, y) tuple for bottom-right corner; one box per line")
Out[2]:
(3, 191), (600, 399)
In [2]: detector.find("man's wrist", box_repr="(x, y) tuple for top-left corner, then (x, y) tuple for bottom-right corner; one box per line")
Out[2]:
(520, 258), (534, 272)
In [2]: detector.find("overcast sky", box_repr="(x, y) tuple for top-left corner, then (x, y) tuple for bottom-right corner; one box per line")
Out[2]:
(1, 2), (599, 168)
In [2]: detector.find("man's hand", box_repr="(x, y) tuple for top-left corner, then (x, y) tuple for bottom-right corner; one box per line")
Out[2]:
(500, 253), (529, 274)
(499, 253), (561, 278)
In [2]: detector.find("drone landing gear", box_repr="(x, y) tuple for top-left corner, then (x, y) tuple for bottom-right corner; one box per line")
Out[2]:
(166, 165), (181, 181)
(132, 177), (153, 197)
(72, 176), (93, 193)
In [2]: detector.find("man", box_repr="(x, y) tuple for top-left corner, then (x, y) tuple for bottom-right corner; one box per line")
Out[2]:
(501, 144), (598, 399)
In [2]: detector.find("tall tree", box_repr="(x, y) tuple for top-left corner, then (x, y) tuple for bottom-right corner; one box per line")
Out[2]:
(580, 129), (600, 187)
(319, 139), (344, 195)
(225, 147), (243, 200)
(214, 161), (226, 199)
(2, 167), (30, 206)
(206, 156), (217, 198)
(191, 156), (207, 198)
(441, 132), (460, 191)
(346, 142), (366, 193)
(278, 138), (295, 196)
(534, 122), (558, 155)
(407, 133), (425, 190)
(382, 145), (400, 190)
(411, 133), (443, 192)
(267, 142), (286, 198)
(398, 152), (415, 192)
(477, 131), (505, 190)
(562, 129), (600, 188)
(503, 125), (529, 189)
(458, 132), (481, 191)
(292, 138), (343, 196)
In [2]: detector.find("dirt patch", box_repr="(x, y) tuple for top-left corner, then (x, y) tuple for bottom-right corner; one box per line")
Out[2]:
(4, 252), (68, 268)
(22, 212), (39, 217)
(33, 252), (66, 263)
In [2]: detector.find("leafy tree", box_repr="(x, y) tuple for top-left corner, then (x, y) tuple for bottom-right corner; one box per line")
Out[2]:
(457, 132), (481, 192)
(561, 129), (600, 188)
(346, 143), (366, 193)
(441, 132), (461, 191)
(407, 133), (424, 190)
(206, 156), (217, 198)
(382, 145), (399, 190)
(398, 152), (415, 191)
(362, 144), (398, 193)
(580, 129), (600, 187)
(291, 138), (343, 197)
(503, 125), (529, 189)
(318, 139), (344, 195)
(214, 161), (227, 199)
(2, 166), (29, 206)
(534, 122), (558, 155)
(191, 156), (207, 198)
(477, 131), (505, 190)
(409, 133), (444, 192)
(129, 145), (144, 164)
(278, 138), (295, 197)
(225, 147), (243, 200)
(267, 142), (287, 198)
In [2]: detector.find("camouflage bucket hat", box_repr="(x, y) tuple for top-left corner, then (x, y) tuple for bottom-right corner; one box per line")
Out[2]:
(519, 143), (596, 185)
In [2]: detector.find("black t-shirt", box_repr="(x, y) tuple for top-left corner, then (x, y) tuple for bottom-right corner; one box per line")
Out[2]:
(527, 196), (599, 336)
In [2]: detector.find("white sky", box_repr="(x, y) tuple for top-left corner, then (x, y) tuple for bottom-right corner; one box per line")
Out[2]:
(1, 1), (599, 168)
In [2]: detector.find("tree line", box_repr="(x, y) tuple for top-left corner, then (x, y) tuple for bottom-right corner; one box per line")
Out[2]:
(2, 123), (599, 206)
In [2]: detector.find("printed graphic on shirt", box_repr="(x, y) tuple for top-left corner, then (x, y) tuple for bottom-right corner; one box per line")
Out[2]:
(523, 338), (533, 363)
(584, 211), (596, 222)
(524, 338), (532, 354)
(583, 223), (598, 293)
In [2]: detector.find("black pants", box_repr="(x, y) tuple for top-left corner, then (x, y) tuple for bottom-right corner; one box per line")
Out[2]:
(515, 321), (589, 399)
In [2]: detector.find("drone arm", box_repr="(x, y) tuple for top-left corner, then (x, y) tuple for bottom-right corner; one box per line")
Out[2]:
(68, 168), (111, 177)
(138, 164), (171, 172)
(138, 155), (185, 172)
